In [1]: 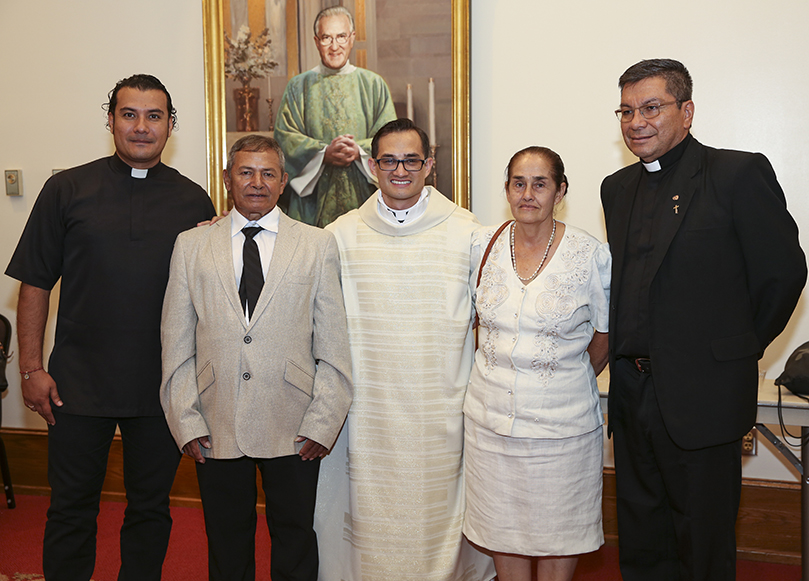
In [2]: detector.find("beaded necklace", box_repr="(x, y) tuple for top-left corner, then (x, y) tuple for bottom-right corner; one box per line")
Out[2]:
(510, 219), (556, 284)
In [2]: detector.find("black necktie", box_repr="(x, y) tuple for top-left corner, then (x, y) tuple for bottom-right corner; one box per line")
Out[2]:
(239, 226), (264, 318)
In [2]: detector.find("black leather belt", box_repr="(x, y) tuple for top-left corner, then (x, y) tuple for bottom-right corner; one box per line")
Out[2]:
(633, 358), (652, 374)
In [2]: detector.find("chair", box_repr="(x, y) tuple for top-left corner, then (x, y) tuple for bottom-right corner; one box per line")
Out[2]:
(0, 313), (16, 509)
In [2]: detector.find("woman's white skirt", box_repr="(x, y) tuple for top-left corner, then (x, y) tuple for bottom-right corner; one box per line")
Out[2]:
(463, 418), (604, 557)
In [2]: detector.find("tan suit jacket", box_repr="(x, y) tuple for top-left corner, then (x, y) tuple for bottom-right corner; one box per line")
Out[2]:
(160, 211), (352, 459)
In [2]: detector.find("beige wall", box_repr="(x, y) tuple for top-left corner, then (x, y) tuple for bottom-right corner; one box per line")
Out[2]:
(0, 0), (207, 429)
(1, 0), (807, 482)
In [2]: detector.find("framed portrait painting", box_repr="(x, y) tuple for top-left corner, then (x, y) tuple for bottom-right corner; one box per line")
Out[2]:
(202, 0), (470, 215)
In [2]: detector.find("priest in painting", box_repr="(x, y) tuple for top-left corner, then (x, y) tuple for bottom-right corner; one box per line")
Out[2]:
(274, 6), (396, 227)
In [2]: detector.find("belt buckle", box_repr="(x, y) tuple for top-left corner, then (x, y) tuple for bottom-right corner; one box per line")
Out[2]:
(634, 358), (651, 374)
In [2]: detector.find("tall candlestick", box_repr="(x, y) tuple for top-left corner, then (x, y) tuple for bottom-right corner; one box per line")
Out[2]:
(406, 84), (414, 121)
(428, 78), (436, 146)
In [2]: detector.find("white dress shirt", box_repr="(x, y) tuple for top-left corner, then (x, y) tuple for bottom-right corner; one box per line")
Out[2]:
(230, 206), (280, 321)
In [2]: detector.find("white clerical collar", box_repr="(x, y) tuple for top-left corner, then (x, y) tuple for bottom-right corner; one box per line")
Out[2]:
(131, 168), (148, 179)
(231, 205), (280, 237)
(315, 62), (356, 76)
(641, 133), (691, 173)
(642, 160), (662, 172)
(377, 188), (429, 225)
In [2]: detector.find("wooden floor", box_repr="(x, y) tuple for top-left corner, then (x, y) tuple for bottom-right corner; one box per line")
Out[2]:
(1, 426), (802, 565)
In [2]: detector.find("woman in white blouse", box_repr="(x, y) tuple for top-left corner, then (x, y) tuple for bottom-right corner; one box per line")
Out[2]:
(463, 146), (611, 581)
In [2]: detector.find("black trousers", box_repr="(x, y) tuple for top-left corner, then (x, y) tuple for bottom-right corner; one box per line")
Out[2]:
(44, 409), (181, 581)
(195, 454), (321, 581)
(610, 357), (742, 581)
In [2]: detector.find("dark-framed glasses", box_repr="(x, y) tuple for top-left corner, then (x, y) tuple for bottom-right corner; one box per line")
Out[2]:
(374, 158), (427, 172)
(615, 101), (679, 123)
(317, 32), (353, 46)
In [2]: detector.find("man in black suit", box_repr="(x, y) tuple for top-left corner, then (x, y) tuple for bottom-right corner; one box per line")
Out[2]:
(601, 59), (806, 581)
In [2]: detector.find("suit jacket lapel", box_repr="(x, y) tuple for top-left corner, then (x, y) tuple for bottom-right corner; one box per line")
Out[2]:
(646, 137), (703, 281)
(608, 165), (643, 303)
(247, 212), (300, 328)
(210, 215), (247, 325)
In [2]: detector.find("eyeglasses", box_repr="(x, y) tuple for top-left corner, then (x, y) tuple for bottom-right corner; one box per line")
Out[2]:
(615, 101), (679, 123)
(317, 32), (353, 46)
(374, 158), (428, 172)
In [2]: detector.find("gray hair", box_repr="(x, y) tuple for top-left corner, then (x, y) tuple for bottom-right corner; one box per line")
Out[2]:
(313, 6), (355, 36)
(226, 134), (285, 173)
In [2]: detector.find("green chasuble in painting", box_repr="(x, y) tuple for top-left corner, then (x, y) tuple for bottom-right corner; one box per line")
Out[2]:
(274, 64), (396, 227)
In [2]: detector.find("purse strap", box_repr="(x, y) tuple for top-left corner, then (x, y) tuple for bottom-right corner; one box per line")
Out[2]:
(474, 220), (513, 329)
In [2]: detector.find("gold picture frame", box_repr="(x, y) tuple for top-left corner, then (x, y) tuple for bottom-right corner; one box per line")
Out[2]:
(202, 0), (470, 213)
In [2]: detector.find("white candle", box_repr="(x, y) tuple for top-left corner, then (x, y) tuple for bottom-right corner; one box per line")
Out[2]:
(406, 84), (414, 121)
(428, 78), (436, 146)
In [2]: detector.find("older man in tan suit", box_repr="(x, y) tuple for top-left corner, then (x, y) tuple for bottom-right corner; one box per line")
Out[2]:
(160, 134), (352, 581)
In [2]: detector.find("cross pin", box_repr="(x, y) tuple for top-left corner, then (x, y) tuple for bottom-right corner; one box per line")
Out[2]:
(673, 205), (680, 214)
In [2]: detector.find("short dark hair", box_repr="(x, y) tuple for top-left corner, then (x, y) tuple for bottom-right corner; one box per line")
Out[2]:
(227, 134), (286, 173)
(105, 74), (177, 129)
(505, 146), (568, 194)
(371, 118), (431, 159)
(618, 59), (693, 104)
(314, 6), (355, 36)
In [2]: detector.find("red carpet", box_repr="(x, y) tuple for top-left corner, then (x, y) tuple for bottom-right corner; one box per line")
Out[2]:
(0, 494), (269, 580)
(0, 494), (801, 580)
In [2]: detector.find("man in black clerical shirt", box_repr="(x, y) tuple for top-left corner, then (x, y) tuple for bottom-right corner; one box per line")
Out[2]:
(5, 74), (215, 581)
(601, 59), (806, 581)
